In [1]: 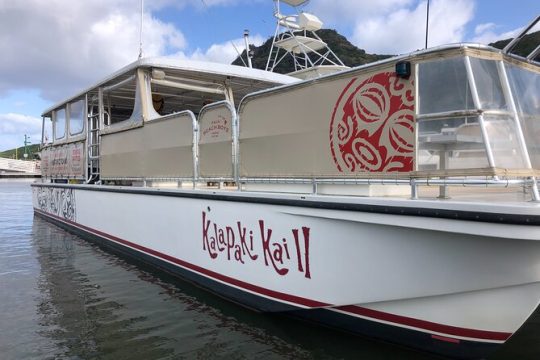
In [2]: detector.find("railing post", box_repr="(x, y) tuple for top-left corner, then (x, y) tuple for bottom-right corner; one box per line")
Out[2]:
(464, 56), (497, 169)
(192, 114), (199, 190)
(410, 178), (418, 199)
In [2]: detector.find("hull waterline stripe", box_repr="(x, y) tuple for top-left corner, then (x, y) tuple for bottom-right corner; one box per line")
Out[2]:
(431, 334), (461, 344)
(335, 305), (511, 342)
(34, 208), (513, 343)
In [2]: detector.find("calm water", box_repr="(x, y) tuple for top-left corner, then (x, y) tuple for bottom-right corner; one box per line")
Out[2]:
(1, 179), (538, 360)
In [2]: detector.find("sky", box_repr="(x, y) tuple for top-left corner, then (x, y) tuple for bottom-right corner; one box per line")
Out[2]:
(0, 0), (539, 151)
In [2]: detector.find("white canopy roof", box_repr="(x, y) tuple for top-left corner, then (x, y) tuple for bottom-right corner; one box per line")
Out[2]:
(43, 57), (299, 116)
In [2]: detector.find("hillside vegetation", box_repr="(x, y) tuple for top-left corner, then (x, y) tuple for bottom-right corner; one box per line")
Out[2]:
(0, 144), (40, 160)
(233, 29), (540, 72)
(232, 29), (392, 73)
(489, 30), (540, 59)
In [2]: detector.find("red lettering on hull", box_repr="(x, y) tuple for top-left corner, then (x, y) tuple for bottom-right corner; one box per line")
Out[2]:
(201, 211), (312, 279)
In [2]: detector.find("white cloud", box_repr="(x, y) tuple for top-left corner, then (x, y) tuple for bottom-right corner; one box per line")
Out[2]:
(0, 0), (268, 151)
(308, 0), (414, 24)
(474, 22), (496, 36)
(472, 21), (540, 46)
(187, 35), (265, 64)
(472, 25), (520, 45)
(0, 1), (186, 102)
(0, 113), (41, 150)
(350, 0), (474, 54)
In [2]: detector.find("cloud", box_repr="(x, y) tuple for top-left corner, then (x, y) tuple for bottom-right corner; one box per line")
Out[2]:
(0, 113), (42, 150)
(187, 35), (265, 64)
(474, 22), (496, 36)
(309, 0), (414, 24)
(305, 0), (478, 54)
(145, 0), (262, 12)
(0, 0), (267, 151)
(472, 21), (540, 45)
(472, 23), (520, 45)
(0, 1), (186, 102)
(350, 0), (474, 54)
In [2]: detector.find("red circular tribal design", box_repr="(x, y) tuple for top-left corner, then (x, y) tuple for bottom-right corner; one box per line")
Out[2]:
(330, 72), (415, 173)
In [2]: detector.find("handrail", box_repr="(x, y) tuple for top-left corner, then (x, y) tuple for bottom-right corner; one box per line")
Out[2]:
(150, 78), (226, 95)
(240, 177), (531, 186)
(102, 75), (136, 93)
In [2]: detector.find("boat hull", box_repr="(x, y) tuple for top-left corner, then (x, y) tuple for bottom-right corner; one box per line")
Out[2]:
(32, 183), (540, 359)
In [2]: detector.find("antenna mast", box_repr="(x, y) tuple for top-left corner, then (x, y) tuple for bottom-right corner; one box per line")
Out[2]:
(138, 0), (144, 59)
(243, 30), (253, 68)
(425, 0), (430, 49)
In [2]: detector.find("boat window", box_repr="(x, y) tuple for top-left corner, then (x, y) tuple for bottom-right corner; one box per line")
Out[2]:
(54, 108), (66, 140)
(104, 76), (138, 125)
(417, 116), (489, 171)
(43, 116), (53, 145)
(148, 71), (228, 118)
(418, 57), (473, 114)
(484, 114), (526, 169)
(417, 56), (533, 172)
(69, 100), (85, 135)
(506, 63), (540, 168)
(469, 58), (506, 110)
(418, 57), (486, 171)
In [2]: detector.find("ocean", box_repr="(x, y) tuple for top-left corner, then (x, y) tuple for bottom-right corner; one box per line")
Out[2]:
(0, 179), (538, 359)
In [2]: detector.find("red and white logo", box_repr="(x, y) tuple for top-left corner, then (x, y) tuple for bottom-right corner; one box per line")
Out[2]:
(330, 72), (415, 173)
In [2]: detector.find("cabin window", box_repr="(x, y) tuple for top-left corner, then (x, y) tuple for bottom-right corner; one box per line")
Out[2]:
(418, 58), (482, 171)
(69, 100), (85, 135)
(506, 63), (540, 168)
(469, 58), (506, 110)
(54, 108), (66, 140)
(104, 76), (138, 125)
(417, 116), (489, 171)
(470, 59), (524, 169)
(43, 116), (53, 145)
(418, 57), (473, 114)
(148, 69), (228, 119)
(483, 113), (526, 169)
(417, 56), (533, 172)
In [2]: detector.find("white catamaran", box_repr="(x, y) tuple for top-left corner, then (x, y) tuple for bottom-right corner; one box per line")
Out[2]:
(33, 2), (540, 358)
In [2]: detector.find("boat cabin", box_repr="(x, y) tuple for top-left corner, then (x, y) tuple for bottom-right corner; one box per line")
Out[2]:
(39, 44), (540, 201)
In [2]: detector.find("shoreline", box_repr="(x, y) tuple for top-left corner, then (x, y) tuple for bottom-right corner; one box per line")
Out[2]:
(0, 173), (41, 179)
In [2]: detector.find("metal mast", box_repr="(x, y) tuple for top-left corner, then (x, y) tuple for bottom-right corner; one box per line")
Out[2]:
(265, 0), (348, 79)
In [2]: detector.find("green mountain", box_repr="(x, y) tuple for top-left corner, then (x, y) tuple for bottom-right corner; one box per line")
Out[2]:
(232, 29), (392, 73)
(233, 29), (540, 72)
(0, 144), (40, 160)
(489, 30), (540, 60)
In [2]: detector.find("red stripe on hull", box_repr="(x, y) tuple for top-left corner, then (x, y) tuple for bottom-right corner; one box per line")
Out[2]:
(336, 305), (511, 342)
(34, 208), (513, 343)
(432, 334), (461, 344)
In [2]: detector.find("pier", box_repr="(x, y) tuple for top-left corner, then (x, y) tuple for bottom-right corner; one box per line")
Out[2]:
(0, 157), (41, 178)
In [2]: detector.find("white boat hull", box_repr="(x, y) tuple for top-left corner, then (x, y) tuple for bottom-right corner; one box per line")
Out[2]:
(32, 183), (540, 359)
